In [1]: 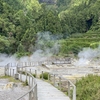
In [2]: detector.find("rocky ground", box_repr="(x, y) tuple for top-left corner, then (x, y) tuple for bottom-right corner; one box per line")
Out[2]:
(0, 79), (29, 100)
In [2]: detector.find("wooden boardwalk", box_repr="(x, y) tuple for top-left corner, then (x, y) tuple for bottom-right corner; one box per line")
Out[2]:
(36, 79), (70, 100)
(2, 66), (72, 100)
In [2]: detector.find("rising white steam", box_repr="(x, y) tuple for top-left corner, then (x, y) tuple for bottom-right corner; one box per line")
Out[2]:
(0, 32), (60, 67)
(0, 54), (18, 67)
(75, 46), (100, 67)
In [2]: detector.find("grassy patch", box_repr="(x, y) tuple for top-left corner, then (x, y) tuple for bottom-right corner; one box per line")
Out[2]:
(0, 75), (20, 83)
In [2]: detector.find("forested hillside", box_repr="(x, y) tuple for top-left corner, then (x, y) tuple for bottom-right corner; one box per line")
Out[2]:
(0, 0), (100, 57)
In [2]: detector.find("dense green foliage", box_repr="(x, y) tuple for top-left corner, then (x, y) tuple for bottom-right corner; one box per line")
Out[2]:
(59, 32), (100, 55)
(59, 0), (100, 33)
(76, 75), (100, 100)
(0, 0), (100, 56)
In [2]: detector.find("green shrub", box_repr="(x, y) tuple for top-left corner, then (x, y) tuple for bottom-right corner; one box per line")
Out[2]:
(22, 71), (26, 75)
(23, 79), (28, 86)
(40, 72), (49, 80)
(76, 75), (100, 100)
(32, 74), (36, 78)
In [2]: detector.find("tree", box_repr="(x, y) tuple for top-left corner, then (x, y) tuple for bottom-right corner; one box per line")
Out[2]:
(0, 35), (10, 53)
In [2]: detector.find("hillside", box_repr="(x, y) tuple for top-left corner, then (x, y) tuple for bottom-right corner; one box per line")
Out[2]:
(0, 0), (100, 57)
(59, 32), (100, 56)
(59, 0), (100, 33)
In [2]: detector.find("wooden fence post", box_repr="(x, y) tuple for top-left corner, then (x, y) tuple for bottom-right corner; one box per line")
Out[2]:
(10, 68), (11, 76)
(34, 84), (37, 100)
(30, 69), (31, 73)
(29, 76), (31, 88)
(29, 91), (32, 100)
(48, 73), (50, 81)
(20, 72), (22, 81)
(59, 77), (61, 90)
(4, 67), (6, 76)
(13, 69), (14, 77)
(42, 71), (43, 80)
(26, 72), (27, 81)
(68, 81), (70, 97)
(35, 70), (37, 78)
(73, 86), (76, 100)
(53, 74), (55, 86)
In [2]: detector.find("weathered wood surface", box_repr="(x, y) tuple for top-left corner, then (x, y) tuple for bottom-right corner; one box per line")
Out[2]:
(36, 79), (70, 100)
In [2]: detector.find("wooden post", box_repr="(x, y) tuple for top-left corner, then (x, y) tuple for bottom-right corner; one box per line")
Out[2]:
(35, 70), (37, 78)
(22, 67), (23, 72)
(25, 67), (26, 72)
(16, 66), (18, 73)
(29, 91), (32, 100)
(4, 67), (6, 76)
(73, 86), (76, 100)
(30, 69), (31, 73)
(32, 77), (33, 86)
(59, 77), (61, 90)
(53, 74), (55, 86)
(20, 72), (22, 81)
(10, 68), (11, 76)
(26, 72), (27, 81)
(42, 71), (43, 80)
(7, 67), (9, 76)
(68, 81), (70, 97)
(29, 76), (30, 88)
(13, 69), (14, 77)
(48, 73), (50, 81)
(25, 62), (27, 66)
(34, 84), (37, 100)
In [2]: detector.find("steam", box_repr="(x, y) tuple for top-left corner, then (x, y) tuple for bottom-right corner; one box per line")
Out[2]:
(0, 32), (60, 67)
(0, 54), (18, 67)
(75, 46), (100, 67)
(34, 32), (60, 59)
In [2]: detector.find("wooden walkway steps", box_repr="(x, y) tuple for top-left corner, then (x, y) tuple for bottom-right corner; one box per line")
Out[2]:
(36, 79), (70, 100)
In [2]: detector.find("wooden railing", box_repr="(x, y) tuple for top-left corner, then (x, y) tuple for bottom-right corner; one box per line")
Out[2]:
(5, 61), (76, 100)
(42, 72), (76, 100)
(5, 64), (38, 100)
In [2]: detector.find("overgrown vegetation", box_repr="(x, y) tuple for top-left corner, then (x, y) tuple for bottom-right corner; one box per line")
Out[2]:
(76, 75), (100, 100)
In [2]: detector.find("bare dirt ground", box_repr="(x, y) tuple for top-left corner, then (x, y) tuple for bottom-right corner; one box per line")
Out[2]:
(0, 78), (29, 100)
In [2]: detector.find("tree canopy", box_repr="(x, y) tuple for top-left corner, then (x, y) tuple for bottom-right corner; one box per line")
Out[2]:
(0, 0), (100, 56)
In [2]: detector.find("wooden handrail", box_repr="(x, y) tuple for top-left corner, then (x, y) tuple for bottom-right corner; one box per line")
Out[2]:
(47, 73), (76, 100)
(5, 61), (76, 100)
(5, 65), (38, 100)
